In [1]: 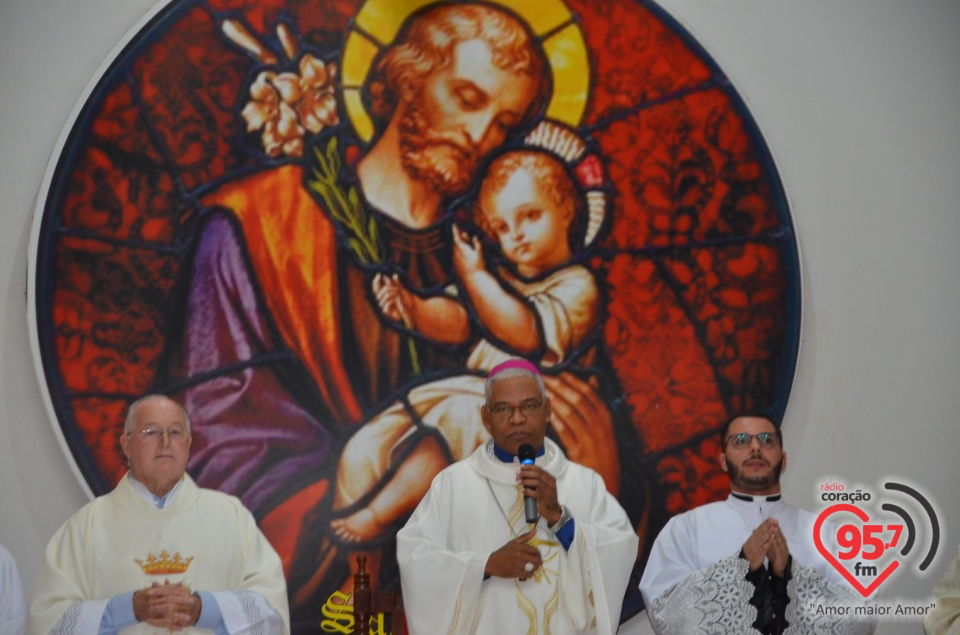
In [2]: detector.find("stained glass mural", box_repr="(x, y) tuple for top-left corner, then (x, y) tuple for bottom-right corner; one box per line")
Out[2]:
(30, 0), (800, 630)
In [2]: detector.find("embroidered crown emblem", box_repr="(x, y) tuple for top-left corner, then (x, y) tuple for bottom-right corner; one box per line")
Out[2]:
(134, 550), (194, 575)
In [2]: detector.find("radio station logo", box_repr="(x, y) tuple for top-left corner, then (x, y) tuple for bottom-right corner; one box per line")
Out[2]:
(814, 478), (940, 601)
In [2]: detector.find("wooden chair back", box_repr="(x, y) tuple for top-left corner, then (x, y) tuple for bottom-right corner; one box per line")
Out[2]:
(353, 554), (407, 635)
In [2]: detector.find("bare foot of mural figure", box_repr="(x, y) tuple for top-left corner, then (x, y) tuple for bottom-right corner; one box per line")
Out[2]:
(330, 509), (383, 543)
(331, 432), (449, 542)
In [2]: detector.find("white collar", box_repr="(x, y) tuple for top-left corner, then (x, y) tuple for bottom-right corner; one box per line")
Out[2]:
(728, 491), (783, 521)
(730, 491), (782, 503)
(128, 473), (185, 509)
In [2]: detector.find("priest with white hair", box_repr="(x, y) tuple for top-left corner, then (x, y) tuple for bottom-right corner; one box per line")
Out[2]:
(29, 394), (289, 635)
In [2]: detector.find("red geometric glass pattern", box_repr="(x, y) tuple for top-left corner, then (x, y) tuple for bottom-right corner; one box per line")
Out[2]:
(31, 0), (799, 627)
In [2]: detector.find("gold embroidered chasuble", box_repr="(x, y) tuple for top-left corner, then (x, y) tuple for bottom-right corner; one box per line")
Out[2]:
(29, 473), (289, 634)
(397, 439), (638, 635)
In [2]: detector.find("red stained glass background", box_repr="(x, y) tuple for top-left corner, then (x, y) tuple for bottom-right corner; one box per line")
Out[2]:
(32, 0), (799, 625)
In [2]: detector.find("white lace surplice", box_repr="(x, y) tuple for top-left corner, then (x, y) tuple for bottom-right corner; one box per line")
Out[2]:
(640, 496), (876, 635)
(924, 546), (960, 635)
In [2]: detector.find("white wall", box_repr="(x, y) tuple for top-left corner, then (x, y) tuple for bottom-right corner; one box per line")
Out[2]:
(0, 0), (161, 587)
(1, 1), (957, 633)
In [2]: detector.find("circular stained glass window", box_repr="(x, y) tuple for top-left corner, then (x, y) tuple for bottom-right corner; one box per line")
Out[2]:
(29, 0), (799, 628)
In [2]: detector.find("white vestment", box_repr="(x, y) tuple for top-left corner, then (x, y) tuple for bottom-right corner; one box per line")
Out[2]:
(640, 495), (875, 635)
(0, 543), (27, 635)
(924, 546), (960, 634)
(29, 472), (289, 635)
(397, 439), (638, 635)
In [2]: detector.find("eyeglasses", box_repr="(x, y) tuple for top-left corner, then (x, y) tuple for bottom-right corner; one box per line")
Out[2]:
(487, 399), (545, 422)
(131, 427), (188, 444)
(726, 432), (780, 450)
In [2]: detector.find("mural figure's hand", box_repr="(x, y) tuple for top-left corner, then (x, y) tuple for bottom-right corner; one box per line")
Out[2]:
(452, 224), (485, 279)
(372, 273), (414, 328)
(544, 372), (620, 496)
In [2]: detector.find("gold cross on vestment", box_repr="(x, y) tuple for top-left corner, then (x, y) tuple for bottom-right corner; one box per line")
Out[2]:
(526, 536), (559, 549)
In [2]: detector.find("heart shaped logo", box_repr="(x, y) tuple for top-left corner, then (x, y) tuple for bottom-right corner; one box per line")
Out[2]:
(813, 503), (899, 597)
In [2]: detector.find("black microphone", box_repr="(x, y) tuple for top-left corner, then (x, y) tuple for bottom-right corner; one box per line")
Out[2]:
(518, 444), (539, 524)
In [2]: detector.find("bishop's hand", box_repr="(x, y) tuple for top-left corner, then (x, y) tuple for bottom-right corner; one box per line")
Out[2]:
(484, 529), (542, 581)
(517, 465), (562, 526)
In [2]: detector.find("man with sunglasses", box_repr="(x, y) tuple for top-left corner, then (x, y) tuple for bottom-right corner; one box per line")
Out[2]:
(397, 358), (638, 635)
(639, 413), (875, 634)
(29, 395), (289, 635)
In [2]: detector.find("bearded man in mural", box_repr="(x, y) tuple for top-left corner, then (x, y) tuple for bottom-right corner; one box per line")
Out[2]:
(156, 2), (652, 625)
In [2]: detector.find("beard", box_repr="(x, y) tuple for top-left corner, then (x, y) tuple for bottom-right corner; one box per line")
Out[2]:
(398, 102), (479, 198)
(727, 454), (784, 492)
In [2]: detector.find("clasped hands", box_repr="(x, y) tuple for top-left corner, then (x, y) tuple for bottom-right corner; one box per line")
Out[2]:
(743, 518), (790, 578)
(484, 465), (561, 582)
(133, 580), (201, 631)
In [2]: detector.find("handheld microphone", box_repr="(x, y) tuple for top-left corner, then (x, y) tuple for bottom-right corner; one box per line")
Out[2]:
(518, 444), (539, 524)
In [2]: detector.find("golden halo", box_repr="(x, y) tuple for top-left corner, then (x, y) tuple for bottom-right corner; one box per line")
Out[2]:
(340, 0), (590, 142)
